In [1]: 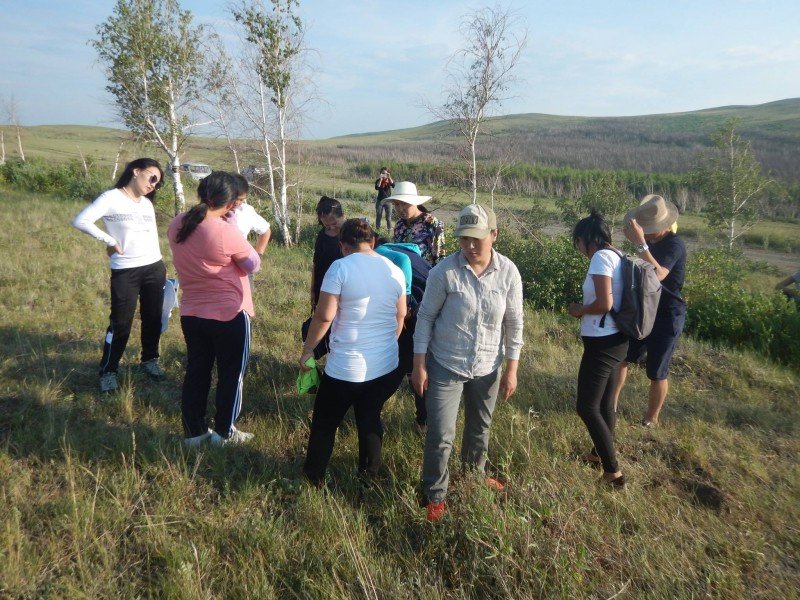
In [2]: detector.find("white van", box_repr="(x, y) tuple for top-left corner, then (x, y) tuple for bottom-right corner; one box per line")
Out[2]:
(180, 162), (212, 181)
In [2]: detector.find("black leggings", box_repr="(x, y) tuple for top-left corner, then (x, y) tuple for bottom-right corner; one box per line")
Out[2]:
(576, 333), (629, 474)
(304, 366), (404, 485)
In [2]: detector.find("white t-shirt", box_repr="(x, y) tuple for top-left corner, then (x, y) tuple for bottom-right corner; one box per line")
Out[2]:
(233, 203), (270, 237)
(581, 248), (624, 337)
(72, 188), (162, 270)
(321, 253), (405, 382)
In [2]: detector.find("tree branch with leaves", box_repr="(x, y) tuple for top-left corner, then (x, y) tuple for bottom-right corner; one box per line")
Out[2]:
(232, 0), (307, 246)
(92, 0), (207, 213)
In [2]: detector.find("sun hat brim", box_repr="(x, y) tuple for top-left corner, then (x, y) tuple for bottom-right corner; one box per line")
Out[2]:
(382, 194), (431, 206)
(625, 198), (679, 235)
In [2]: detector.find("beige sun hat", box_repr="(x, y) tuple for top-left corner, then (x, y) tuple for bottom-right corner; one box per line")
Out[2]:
(625, 194), (679, 234)
(383, 181), (431, 206)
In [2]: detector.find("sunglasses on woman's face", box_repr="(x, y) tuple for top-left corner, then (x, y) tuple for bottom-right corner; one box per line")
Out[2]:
(141, 171), (162, 189)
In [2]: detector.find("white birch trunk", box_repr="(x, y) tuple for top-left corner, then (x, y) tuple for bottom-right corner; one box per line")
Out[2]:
(76, 146), (88, 176)
(276, 101), (292, 246)
(15, 126), (24, 162)
(168, 79), (186, 213)
(0, 131), (5, 165)
(111, 142), (123, 181)
(470, 136), (478, 204)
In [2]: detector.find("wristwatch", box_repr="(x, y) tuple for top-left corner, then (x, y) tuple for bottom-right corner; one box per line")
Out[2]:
(635, 243), (649, 253)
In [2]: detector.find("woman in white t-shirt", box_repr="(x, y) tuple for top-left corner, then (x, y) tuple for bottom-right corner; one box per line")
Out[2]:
(72, 157), (167, 394)
(299, 218), (407, 485)
(567, 211), (628, 487)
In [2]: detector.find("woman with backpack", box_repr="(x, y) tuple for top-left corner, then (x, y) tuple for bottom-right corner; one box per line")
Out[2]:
(567, 211), (628, 487)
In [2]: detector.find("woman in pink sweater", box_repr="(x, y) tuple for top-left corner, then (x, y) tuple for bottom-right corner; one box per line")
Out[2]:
(168, 171), (261, 447)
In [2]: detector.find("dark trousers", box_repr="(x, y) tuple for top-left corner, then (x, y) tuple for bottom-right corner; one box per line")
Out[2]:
(304, 366), (404, 485)
(180, 311), (251, 438)
(375, 200), (392, 230)
(99, 260), (166, 375)
(576, 333), (629, 474)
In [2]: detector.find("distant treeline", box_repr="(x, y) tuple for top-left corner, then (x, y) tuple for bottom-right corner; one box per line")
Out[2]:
(346, 159), (800, 219)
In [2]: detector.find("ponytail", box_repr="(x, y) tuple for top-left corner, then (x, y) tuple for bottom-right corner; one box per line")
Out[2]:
(176, 204), (209, 243)
(175, 171), (239, 243)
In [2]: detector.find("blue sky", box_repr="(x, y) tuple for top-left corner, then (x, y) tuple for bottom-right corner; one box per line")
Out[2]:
(1, 0), (798, 139)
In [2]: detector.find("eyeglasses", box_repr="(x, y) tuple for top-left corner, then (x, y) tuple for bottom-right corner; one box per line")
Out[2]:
(141, 171), (162, 190)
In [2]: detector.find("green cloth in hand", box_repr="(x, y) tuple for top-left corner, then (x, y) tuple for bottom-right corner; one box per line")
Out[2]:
(296, 357), (320, 395)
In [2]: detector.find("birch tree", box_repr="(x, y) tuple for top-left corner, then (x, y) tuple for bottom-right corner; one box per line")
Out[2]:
(92, 0), (206, 213)
(430, 6), (526, 203)
(694, 118), (771, 250)
(232, 0), (305, 246)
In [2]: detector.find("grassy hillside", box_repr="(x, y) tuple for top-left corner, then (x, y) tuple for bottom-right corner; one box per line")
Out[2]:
(330, 98), (800, 145)
(1, 187), (798, 597)
(6, 98), (799, 183)
(322, 99), (800, 182)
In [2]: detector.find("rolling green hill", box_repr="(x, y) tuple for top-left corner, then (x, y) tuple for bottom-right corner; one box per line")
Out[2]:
(6, 98), (799, 181)
(325, 98), (800, 181)
(331, 98), (800, 144)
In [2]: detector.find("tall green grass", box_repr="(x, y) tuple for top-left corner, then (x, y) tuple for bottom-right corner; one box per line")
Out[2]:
(0, 187), (798, 597)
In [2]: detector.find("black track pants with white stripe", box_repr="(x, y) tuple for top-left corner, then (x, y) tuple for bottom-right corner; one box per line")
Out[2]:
(179, 311), (251, 438)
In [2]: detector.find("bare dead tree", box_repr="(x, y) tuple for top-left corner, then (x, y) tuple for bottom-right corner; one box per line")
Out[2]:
(3, 95), (26, 162)
(427, 5), (527, 203)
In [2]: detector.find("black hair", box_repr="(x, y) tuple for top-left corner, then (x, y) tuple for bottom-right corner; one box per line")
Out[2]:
(373, 234), (390, 247)
(339, 218), (374, 247)
(115, 157), (164, 201)
(233, 173), (249, 197)
(572, 210), (612, 252)
(316, 196), (343, 226)
(175, 171), (239, 243)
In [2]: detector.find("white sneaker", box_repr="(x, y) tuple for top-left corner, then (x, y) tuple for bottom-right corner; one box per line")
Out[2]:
(99, 372), (118, 393)
(209, 427), (254, 446)
(183, 429), (212, 448)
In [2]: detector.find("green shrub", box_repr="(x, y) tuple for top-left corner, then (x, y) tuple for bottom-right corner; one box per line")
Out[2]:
(0, 157), (108, 201)
(496, 233), (586, 311)
(684, 249), (800, 368)
(495, 238), (800, 368)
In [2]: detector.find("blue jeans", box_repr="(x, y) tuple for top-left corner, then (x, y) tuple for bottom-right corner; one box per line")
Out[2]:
(422, 356), (502, 503)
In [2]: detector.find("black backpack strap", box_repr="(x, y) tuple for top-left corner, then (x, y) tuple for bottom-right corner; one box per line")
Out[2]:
(599, 312), (607, 328)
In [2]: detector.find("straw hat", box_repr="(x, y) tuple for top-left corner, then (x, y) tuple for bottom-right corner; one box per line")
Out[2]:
(382, 181), (431, 206)
(625, 194), (679, 234)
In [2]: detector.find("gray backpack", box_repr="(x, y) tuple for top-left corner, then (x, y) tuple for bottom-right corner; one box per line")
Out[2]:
(600, 248), (662, 340)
